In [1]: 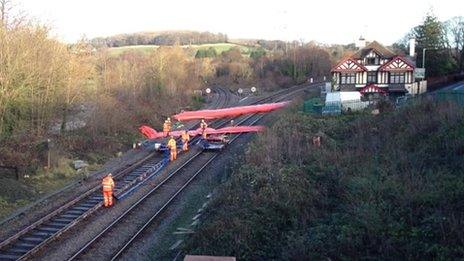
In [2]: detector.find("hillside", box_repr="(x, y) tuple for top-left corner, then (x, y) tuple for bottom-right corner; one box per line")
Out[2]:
(183, 99), (464, 259)
(108, 43), (254, 56)
(90, 30), (228, 47)
(93, 30), (297, 57)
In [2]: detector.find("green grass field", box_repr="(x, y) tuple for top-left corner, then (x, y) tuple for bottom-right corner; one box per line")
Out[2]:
(108, 43), (255, 56)
(108, 45), (160, 56)
(187, 43), (252, 54)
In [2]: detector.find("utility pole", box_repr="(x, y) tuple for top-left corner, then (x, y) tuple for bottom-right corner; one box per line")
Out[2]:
(293, 41), (296, 80)
(422, 48), (427, 68)
(47, 139), (51, 171)
(422, 47), (437, 78)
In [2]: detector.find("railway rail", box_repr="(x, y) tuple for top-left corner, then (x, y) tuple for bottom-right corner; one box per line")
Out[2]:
(68, 82), (323, 260)
(0, 87), (231, 261)
(0, 82), (323, 261)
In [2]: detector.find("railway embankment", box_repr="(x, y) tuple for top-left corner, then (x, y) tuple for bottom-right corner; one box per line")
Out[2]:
(183, 99), (464, 260)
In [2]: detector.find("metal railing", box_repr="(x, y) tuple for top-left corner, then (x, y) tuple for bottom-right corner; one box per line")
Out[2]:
(304, 98), (377, 115)
(304, 91), (464, 115)
(397, 91), (464, 108)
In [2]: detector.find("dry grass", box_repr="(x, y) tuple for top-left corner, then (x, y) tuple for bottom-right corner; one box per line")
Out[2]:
(183, 100), (464, 259)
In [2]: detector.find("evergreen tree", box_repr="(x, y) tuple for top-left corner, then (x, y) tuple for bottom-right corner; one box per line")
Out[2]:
(250, 48), (266, 59)
(414, 12), (456, 76)
(195, 47), (217, 58)
(195, 49), (207, 58)
(205, 47), (217, 57)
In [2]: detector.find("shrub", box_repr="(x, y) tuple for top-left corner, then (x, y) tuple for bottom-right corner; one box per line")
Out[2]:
(183, 100), (464, 259)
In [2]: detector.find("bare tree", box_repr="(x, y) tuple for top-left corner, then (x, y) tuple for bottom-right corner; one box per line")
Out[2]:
(446, 16), (464, 72)
(0, 0), (25, 29)
(0, 0), (12, 26)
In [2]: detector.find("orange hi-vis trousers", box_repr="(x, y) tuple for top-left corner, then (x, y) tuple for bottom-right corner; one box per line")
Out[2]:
(170, 149), (177, 161)
(103, 190), (113, 207)
(182, 140), (188, 151)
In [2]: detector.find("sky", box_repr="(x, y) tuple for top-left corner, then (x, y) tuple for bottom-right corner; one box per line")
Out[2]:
(15, 0), (464, 45)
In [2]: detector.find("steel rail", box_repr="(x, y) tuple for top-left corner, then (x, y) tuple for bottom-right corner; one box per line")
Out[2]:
(0, 82), (323, 261)
(0, 152), (156, 261)
(111, 83), (317, 260)
(71, 82), (322, 260)
(0, 87), (231, 261)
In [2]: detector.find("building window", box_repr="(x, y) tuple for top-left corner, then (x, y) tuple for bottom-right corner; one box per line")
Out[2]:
(367, 72), (377, 83)
(340, 73), (356, 84)
(389, 72), (405, 84)
(366, 57), (377, 65)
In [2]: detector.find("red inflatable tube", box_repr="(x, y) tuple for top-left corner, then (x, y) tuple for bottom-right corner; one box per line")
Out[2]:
(139, 125), (163, 139)
(139, 125), (264, 140)
(173, 101), (290, 121)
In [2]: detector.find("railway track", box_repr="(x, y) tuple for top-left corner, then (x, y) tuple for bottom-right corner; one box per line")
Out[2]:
(0, 82), (323, 260)
(67, 82), (323, 260)
(0, 87), (232, 261)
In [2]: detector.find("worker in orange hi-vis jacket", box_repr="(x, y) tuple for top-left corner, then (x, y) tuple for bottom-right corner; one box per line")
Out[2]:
(163, 117), (171, 136)
(200, 119), (208, 139)
(181, 130), (190, 151)
(102, 173), (115, 207)
(167, 136), (177, 161)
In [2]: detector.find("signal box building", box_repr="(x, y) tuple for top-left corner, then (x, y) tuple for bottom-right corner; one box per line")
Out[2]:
(331, 41), (415, 98)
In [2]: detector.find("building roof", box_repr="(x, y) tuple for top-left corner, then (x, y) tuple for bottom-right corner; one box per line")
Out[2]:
(331, 58), (368, 72)
(325, 92), (340, 103)
(340, 91), (362, 101)
(378, 56), (415, 71)
(360, 84), (387, 95)
(326, 91), (362, 103)
(352, 41), (396, 59)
